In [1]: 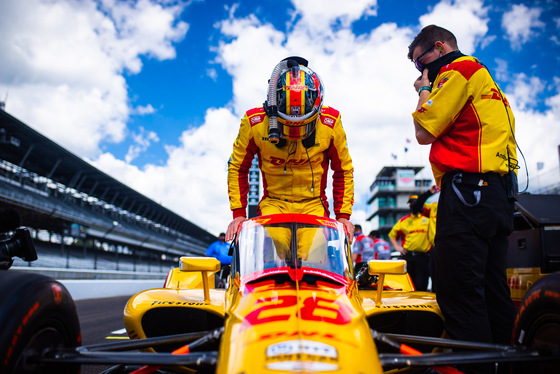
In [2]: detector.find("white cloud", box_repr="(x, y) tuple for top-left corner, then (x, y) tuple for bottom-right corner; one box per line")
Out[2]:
(125, 126), (160, 163)
(490, 64), (560, 194)
(494, 58), (510, 82)
(0, 0), (187, 157)
(206, 68), (218, 81)
(290, 0), (378, 29)
(132, 104), (156, 115)
(94, 107), (239, 233)
(501, 4), (545, 51)
(418, 0), (490, 54)
(508, 80), (560, 192)
(507, 73), (546, 111)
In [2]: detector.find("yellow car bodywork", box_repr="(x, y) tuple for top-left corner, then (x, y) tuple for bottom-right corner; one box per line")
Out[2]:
(124, 214), (444, 373)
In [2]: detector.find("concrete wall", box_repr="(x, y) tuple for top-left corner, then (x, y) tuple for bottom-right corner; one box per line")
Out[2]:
(10, 266), (167, 300)
(60, 279), (165, 301)
(10, 266), (167, 280)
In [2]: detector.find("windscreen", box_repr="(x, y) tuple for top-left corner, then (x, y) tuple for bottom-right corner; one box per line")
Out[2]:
(237, 219), (350, 283)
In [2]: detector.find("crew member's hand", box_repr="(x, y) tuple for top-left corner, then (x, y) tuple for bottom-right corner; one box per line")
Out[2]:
(226, 216), (246, 241)
(337, 218), (354, 244)
(414, 69), (430, 92)
(429, 185), (439, 194)
(395, 245), (407, 256)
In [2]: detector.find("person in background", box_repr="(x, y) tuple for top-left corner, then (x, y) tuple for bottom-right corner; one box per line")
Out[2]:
(411, 185), (439, 291)
(411, 185), (439, 247)
(351, 224), (376, 287)
(369, 230), (391, 260)
(205, 232), (231, 287)
(408, 25), (517, 373)
(352, 224), (374, 266)
(388, 195), (431, 291)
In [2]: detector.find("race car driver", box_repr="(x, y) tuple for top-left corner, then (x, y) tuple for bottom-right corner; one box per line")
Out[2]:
(225, 57), (355, 246)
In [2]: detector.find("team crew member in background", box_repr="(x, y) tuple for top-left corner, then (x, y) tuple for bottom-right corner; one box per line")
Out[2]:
(408, 25), (517, 373)
(369, 230), (391, 260)
(411, 185), (439, 291)
(388, 195), (431, 291)
(226, 57), (354, 242)
(352, 224), (374, 272)
(411, 185), (439, 247)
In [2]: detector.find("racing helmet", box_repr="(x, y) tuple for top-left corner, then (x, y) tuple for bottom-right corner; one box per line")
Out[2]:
(274, 64), (324, 141)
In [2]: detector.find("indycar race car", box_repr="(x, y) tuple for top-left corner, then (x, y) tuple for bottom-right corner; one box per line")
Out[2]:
(0, 213), (559, 373)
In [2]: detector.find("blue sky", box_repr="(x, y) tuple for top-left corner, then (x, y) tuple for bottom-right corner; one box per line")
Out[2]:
(1, 0), (559, 235)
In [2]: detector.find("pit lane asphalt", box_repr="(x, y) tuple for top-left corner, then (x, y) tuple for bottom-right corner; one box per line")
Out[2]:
(75, 295), (131, 374)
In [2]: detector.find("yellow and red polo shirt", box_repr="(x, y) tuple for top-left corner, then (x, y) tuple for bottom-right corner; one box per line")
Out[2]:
(228, 106), (354, 220)
(412, 56), (517, 187)
(388, 213), (431, 253)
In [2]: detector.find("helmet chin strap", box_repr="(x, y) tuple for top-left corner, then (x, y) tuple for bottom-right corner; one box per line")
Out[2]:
(301, 125), (316, 149)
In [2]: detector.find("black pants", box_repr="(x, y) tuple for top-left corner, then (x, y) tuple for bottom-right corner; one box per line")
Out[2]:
(434, 172), (516, 374)
(402, 252), (430, 291)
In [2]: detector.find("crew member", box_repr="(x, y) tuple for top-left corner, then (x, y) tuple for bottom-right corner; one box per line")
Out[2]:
(408, 25), (517, 373)
(388, 195), (431, 291)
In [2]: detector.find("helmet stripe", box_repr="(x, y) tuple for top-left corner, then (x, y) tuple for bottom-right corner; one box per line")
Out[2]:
(285, 71), (292, 115)
(298, 70), (305, 115)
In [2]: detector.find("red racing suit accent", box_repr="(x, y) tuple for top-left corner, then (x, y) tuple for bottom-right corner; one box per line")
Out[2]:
(228, 106), (354, 220)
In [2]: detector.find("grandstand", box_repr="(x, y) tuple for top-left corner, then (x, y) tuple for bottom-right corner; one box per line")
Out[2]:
(0, 109), (217, 278)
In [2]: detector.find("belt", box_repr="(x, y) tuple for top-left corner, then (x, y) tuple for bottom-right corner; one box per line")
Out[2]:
(442, 171), (505, 187)
(404, 251), (430, 256)
(442, 171), (506, 207)
(267, 196), (320, 204)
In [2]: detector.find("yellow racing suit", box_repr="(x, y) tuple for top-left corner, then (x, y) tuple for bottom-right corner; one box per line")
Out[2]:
(228, 106), (354, 220)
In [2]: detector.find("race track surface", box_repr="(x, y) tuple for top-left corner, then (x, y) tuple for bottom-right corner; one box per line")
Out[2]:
(76, 296), (130, 374)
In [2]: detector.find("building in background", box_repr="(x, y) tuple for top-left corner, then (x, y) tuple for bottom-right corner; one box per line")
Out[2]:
(366, 166), (432, 239)
(248, 155), (260, 218)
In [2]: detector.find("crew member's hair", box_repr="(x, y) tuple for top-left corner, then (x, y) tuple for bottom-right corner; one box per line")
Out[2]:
(369, 230), (379, 238)
(354, 224), (362, 232)
(407, 24), (458, 60)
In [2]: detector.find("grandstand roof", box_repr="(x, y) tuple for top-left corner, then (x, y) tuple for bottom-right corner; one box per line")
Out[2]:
(0, 109), (216, 245)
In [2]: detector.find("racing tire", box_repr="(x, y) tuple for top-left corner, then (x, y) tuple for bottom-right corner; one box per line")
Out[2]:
(511, 271), (560, 374)
(0, 271), (81, 374)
